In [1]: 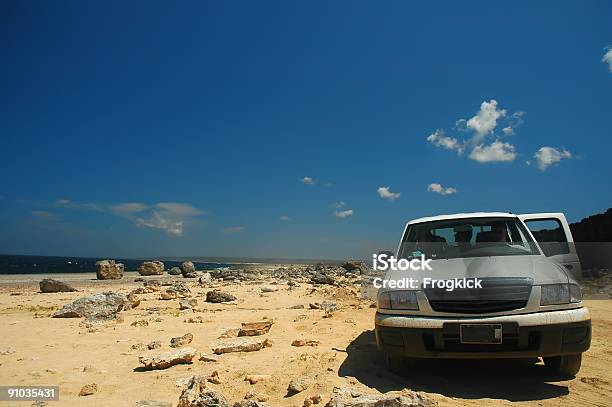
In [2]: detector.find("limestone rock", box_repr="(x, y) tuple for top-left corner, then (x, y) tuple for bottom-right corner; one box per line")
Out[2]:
(160, 290), (178, 300)
(207, 370), (222, 384)
(238, 321), (273, 337)
(53, 292), (127, 318)
(39, 278), (77, 293)
(260, 286), (279, 293)
(134, 401), (172, 407)
(138, 261), (165, 276)
(324, 386), (437, 407)
(244, 375), (270, 385)
(206, 290), (236, 303)
(287, 378), (309, 394)
(233, 401), (270, 407)
(95, 259), (123, 280)
(179, 299), (198, 310)
(181, 261), (197, 278)
(139, 347), (197, 370)
(78, 383), (97, 396)
(212, 338), (272, 354)
(169, 267), (182, 275)
(170, 333), (194, 348)
(310, 273), (335, 285)
(199, 272), (212, 284)
(177, 375), (230, 407)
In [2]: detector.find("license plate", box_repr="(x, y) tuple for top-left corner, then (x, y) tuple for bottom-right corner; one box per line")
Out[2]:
(460, 324), (502, 344)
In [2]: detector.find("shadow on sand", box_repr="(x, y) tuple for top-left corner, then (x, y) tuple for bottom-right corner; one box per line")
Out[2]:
(337, 330), (572, 402)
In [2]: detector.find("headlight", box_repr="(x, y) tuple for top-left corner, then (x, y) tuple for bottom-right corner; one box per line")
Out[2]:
(540, 284), (570, 305)
(377, 290), (419, 310)
(569, 284), (582, 303)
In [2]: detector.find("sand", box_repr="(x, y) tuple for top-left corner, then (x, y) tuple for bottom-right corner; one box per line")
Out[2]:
(0, 272), (610, 406)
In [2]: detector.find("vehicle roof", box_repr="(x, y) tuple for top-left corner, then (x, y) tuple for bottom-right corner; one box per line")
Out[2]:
(407, 212), (517, 225)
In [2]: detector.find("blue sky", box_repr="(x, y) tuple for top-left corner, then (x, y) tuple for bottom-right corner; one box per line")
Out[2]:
(1, 1), (611, 260)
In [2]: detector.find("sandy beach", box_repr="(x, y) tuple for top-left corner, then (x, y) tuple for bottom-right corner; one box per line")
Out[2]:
(0, 267), (611, 407)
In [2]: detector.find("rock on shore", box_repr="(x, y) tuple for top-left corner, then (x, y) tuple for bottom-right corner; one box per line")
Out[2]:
(52, 292), (129, 318)
(95, 259), (124, 280)
(138, 261), (165, 276)
(139, 347), (197, 370)
(39, 278), (77, 293)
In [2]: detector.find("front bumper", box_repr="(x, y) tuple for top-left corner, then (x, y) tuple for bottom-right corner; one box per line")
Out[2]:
(375, 308), (591, 358)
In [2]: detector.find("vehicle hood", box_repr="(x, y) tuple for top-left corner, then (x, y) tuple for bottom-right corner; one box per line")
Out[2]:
(383, 255), (569, 288)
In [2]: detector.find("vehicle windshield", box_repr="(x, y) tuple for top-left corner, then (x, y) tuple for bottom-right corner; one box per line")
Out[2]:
(398, 217), (541, 260)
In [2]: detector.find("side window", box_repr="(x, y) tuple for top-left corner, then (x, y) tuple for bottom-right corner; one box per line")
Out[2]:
(524, 219), (569, 256)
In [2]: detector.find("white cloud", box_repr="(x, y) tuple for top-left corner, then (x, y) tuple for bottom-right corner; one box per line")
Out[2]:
(154, 202), (206, 216)
(223, 226), (245, 233)
(502, 126), (514, 136)
(534, 146), (572, 171)
(279, 215), (291, 221)
(426, 129), (463, 154)
(300, 176), (315, 185)
(377, 186), (401, 201)
(109, 202), (149, 216)
(334, 209), (354, 218)
(466, 99), (507, 140)
(469, 140), (516, 163)
(427, 183), (458, 195)
(55, 199), (103, 211)
(136, 211), (184, 237)
(603, 46), (612, 72)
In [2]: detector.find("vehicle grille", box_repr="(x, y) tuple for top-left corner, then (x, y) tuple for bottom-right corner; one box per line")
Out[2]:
(425, 277), (533, 314)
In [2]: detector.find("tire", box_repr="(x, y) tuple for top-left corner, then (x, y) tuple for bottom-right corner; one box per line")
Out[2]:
(384, 353), (405, 374)
(544, 353), (582, 376)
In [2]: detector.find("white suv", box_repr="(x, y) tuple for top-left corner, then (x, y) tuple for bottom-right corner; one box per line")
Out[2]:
(375, 212), (591, 376)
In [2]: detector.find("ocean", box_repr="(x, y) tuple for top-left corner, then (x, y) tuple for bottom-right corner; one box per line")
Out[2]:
(0, 254), (232, 274)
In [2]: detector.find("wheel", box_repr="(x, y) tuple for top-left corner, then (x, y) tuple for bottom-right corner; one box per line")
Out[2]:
(544, 353), (582, 376)
(384, 353), (405, 374)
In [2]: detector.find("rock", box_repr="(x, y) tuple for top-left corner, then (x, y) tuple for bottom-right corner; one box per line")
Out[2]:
(126, 292), (141, 309)
(134, 401), (172, 407)
(260, 286), (279, 293)
(139, 347), (197, 370)
(177, 375), (230, 407)
(39, 278), (77, 293)
(233, 401), (270, 407)
(160, 290), (178, 300)
(186, 316), (205, 324)
(199, 272), (212, 284)
(291, 339), (320, 347)
(238, 321), (273, 337)
(78, 383), (98, 396)
(304, 394), (323, 406)
(179, 299), (198, 310)
(289, 304), (305, 309)
(131, 319), (149, 327)
(199, 353), (219, 362)
(170, 333), (194, 348)
(53, 292), (127, 318)
(310, 273), (335, 285)
(206, 290), (236, 303)
(287, 378), (309, 394)
(212, 338), (272, 354)
(324, 386), (437, 407)
(148, 340), (162, 350)
(181, 261), (197, 278)
(138, 261), (165, 276)
(244, 375), (270, 385)
(95, 259), (123, 280)
(244, 391), (269, 402)
(169, 267), (182, 275)
(143, 280), (162, 292)
(207, 370), (222, 384)
(341, 261), (363, 273)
